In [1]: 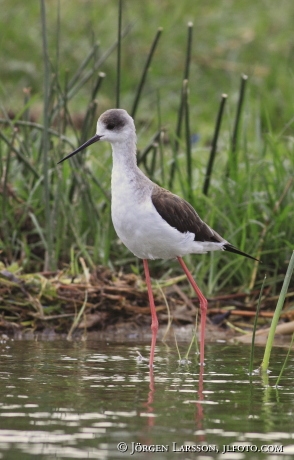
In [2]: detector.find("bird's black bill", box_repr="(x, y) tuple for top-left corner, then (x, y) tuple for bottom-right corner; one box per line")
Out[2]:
(223, 244), (260, 262)
(57, 134), (101, 164)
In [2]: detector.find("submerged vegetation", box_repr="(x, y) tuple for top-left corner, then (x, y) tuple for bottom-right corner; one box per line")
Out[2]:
(0, 1), (294, 334)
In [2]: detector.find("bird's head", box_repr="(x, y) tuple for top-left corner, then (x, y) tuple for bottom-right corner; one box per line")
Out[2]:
(57, 108), (136, 164)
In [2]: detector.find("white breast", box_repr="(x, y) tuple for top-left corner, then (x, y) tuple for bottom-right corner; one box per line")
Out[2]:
(111, 181), (225, 259)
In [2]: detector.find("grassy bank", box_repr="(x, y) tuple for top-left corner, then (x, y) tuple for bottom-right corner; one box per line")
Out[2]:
(0, 0), (294, 315)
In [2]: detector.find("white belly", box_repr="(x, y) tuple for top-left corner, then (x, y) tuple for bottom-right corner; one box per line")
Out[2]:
(112, 190), (224, 260)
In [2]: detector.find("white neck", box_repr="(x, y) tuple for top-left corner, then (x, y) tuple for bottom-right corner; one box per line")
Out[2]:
(110, 135), (153, 205)
(111, 137), (138, 178)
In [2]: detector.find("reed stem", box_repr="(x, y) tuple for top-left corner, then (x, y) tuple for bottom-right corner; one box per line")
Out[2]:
(131, 27), (163, 119)
(232, 74), (248, 154)
(183, 80), (192, 199)
(203, 94), (227, 196)
(227, 74), (248, 178)
(169, 22), (193, 189)
(116, 0), (123, 108)
(40, 0), (54, 271)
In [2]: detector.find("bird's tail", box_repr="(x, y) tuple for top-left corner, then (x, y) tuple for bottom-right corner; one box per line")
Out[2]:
(223, 244), (260, 262)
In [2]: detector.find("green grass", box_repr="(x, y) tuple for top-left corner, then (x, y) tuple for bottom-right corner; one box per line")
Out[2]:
(0, 0), (294, 300)
(2, 1), (294, 127)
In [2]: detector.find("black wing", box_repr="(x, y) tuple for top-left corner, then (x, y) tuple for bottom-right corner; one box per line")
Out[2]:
(151, 186), (222, 243)
(151, 186), (259, 261)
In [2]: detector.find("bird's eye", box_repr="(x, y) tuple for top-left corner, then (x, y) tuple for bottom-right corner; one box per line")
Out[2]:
(106, 123), (115, 130)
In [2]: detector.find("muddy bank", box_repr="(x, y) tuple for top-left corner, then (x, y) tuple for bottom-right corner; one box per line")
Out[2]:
(0, 266), (293, 342)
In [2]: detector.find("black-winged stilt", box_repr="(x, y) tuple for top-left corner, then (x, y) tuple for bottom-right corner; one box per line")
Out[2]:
(58, 108), (258, 367)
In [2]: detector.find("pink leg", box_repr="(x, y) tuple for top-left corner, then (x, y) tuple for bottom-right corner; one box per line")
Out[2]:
(177, 257), (207, 365)
(143, 259), (159, 368)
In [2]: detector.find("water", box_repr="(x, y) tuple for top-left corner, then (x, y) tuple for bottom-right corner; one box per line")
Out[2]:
(0, 338), (293, 459)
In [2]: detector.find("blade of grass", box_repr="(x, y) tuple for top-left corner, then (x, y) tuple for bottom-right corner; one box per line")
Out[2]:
(194, 314), (199, 357)
(55, 0), (61, 72)
(0, 123), (40, 179)
(149, 145), (157, 177)
(1, 130), (17, 261)
(29, 211), (48, 249)
(80, 72), (106, 144)
(2, 129), (16, 220)
(184, 333), (196, 360)
(67, 42), (100, 93)
(173, 331), (182, 361)
(249, 274), (266, 375)
(157, 281), (173, 343)
(275, 332), (294, 386)
(137, 130), (162, 165)
(261, 251), (294, 372)
(84, 165), (111, 202)
(67, 289), (88, 341)
(0, 119), (76, 149)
